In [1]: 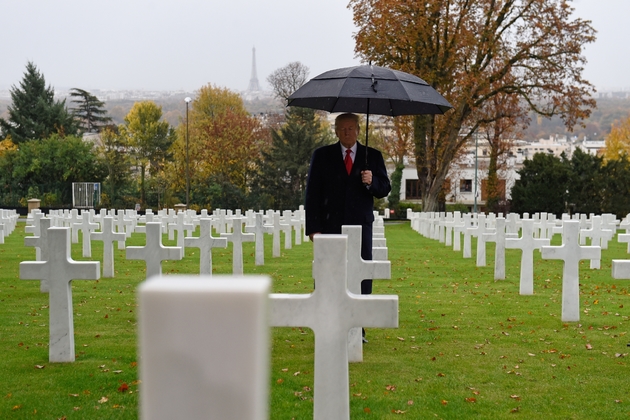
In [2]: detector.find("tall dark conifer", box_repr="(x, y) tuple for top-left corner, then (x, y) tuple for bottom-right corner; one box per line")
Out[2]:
(70, 88), (112, 133)
(0, 62), (77, 143)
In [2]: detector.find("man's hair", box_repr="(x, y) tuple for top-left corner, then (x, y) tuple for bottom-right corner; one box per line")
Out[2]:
(335, 113), (360, 129)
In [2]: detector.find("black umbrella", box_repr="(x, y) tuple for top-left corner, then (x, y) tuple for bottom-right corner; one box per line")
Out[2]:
(287, 64), (452, 165)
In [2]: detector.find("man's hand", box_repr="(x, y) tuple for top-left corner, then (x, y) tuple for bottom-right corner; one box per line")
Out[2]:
(361, 170), (372, 186)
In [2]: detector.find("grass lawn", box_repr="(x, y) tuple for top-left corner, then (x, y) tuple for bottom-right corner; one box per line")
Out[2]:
(1, 220), (630, 419)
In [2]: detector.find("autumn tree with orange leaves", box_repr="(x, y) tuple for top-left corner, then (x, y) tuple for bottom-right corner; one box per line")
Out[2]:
(349, 0), (596, 211)
(168, 85), (270, 209)
(604, 115), (630, 161)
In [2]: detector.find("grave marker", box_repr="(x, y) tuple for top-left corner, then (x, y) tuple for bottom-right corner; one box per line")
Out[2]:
(138, 275), (270, 420)
(506, 219), (550, 295)
(221, 217), (255, 275)
(342, 225), (391, 363)
(541, 221), (601, 322)
(184, 218), (227, 275)
(92, 216), (127, 278)
(126, 223), (183, 279)
(270, 234), (398, 420)
(20, 228), (100, 362)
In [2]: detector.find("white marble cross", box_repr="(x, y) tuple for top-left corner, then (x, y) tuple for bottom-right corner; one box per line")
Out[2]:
(92, 216), (127, 278)
(68, 209), (82, 243)
(245, 213), (274, 266)
(115, 210), (127, 250)
(126, 222), (183, 279)
(185, 218), (228, 275)
(74, 211), (99, 258)
(20, 227), (100, 362)
(169, 212), (194, 250)
(452, 212), (468, 252)
(24, 217), (53, 293)
(579, 215), (611, 269)
(483, 217), (507, 280)
(269, 234), (398, 420)
(342, 225), (391, 363)
(612, 259), (630, 279)
(541, 221), (601, 322)
(461, 214), (475, 258)
(280, 210), (293, 250)
(506, 219), (550, 295)
(269, 211), (282, 258)
(221, 217), (255, 275)
(469, 214), (494, 267)
(138, 275), (270, 420)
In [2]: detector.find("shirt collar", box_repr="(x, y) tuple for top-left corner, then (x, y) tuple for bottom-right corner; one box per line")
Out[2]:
(341, 142), (358, 156)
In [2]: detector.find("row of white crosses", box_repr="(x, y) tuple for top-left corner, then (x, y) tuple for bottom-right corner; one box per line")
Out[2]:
(408, 211), (630, 322)
(20, 212), (397, 419)
(18, 206), (314, 362)
(0, 209), (19, 243)
(139, 231), (397, 420)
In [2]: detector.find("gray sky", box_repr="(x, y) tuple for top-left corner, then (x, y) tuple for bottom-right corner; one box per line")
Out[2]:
(1, 0), (627, 93)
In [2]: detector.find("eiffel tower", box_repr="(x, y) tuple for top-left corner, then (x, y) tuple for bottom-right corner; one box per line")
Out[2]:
(247, 47), (261, 92)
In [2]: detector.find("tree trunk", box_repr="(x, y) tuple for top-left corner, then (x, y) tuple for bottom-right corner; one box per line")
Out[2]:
(486, 147), (500, 213)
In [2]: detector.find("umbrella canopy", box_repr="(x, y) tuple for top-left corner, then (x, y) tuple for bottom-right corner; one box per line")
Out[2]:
(287, 64), (452, 116)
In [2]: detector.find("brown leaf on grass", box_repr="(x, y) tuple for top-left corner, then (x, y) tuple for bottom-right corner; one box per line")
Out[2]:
(407, 400), (414, 405)
(397, 337), (405, 341)
(441, 400), (448, 405)
(34, 365), (45, 369)
(386, 385), (396, 391)
(364, 407), (371, 413)
(392, 409), (407, 414)
(511, 406), (521, 413)
(276, 379), (284, 384)
(465, 397), (477, 403)
(437, 373), (445, 377)
(98, 397), (108, 404)
(586, 344), (593, 350)
(510, 395), (521, 401)
(130, 362), (137, 368)
(12, 405), (22, 410)
(117, 383), (129, 393)
(615, 400), (622, 403)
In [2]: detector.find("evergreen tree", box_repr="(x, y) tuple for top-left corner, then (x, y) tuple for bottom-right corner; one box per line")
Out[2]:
(70, 88), (112, 133)
(254, 107), (334, 210)
(0, 62), (77, 143)
(510, 153), (570, 216)
(566, 148), (605, 215)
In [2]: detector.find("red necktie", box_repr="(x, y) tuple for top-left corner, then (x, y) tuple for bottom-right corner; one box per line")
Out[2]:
(344, 149), (353, 175)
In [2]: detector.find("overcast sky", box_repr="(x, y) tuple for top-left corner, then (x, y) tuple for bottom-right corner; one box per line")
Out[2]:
(1, 0), (627, 93)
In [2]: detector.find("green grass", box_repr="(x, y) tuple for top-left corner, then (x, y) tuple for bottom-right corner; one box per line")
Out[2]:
(1, 221), (630, 419)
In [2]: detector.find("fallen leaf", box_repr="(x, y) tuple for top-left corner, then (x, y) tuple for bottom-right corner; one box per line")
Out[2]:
(276, 379), (284, 384)
(465, 397), (477, 403)
(511, 406), (520, 413)
(407, 400), (414, 405)
(34, 365), (45, 369)
(437, 373), (445, 377)
(392, 409), (406, 414)
(510, 395), (521, 401)
(293, 371), (300, 376)
(113, 370), (123, 374)
(69, 394), (79, 397)
(364, 407), (371, 413)
(586, 344), (593, 350)
(117, 383), (129, 393)
(385, 385), (396, 391)
(98, 397), (108, 404)
(281, 368), (288, 372)
(397, 337), (405, 341)
(441, 400), (448, 405)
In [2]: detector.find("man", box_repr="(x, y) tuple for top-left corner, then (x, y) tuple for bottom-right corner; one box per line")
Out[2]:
(305, 112), (391, 298)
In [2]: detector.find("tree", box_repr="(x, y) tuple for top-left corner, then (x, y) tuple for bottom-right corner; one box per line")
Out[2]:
(566, 148), (604, 215)
(119, 101), (174, 206)
(9, 134), (105, 204)
(267, 62), (310, 103)
(70, 88), (112, 133)
(510, 153), (570, 215)
(350, 0), (596, 211)
(0, 62), (77, 143)
(168, 85), (269, 209)
(255, 107), (334, 209)
(97, 127), (133, 207)
(604, 115), (630, 161)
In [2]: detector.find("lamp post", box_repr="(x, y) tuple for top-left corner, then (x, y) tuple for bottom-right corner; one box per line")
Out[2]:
(473, 132), (478, 213)
(184, 97), (192, 207)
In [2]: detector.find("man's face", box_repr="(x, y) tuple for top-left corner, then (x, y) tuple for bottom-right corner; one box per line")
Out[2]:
(335, 119), (359, 149)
